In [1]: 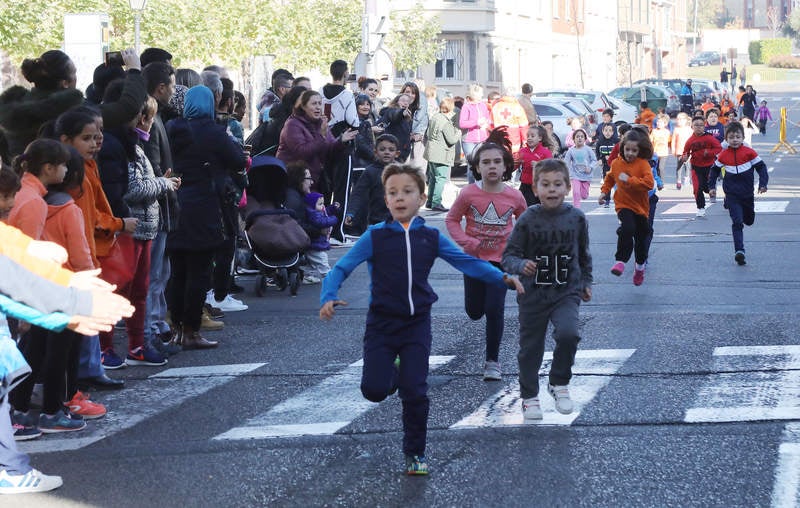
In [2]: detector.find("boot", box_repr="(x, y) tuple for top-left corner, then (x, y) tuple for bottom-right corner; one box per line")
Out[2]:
(181, 325), (218, 350)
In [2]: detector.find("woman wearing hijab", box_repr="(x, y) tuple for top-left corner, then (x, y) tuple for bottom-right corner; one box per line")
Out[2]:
(165, 86), (247, 350)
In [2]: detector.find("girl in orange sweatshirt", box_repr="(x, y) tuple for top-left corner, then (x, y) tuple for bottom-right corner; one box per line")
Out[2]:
(598, 129), (655, 286)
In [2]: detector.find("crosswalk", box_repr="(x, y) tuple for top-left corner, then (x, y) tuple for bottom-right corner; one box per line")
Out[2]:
(587, 200), (789, 216)
(20, 344), (800, 455)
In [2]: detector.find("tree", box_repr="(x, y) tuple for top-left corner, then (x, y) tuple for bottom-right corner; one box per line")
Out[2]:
(693, 0), (726, 29)
(766, 5), (784, 39)
(783, 9), (800, 41)
(385, 1), (443, 79)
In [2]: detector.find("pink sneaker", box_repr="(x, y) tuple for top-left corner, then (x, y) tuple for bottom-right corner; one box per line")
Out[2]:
(633, 268), (645, 286)
(610, 262), (625, 276)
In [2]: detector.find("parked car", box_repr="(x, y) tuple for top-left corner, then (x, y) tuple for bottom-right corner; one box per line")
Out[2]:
(612, 84), (681, 116)
(691, 78), (724, 104)
(689, 51), (726, 67)
(530, 97), (591, 153)
(633, 78), (685, 98)
(531, 89), (612, 123)
(606, 96), (637, 124)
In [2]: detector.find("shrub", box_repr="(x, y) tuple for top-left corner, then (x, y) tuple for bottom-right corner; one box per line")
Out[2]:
(749, 38), (792, 64)
(768, 55), (800, 68)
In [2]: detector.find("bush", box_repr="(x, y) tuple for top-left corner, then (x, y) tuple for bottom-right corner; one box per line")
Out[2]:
(749, 38), (792, 64)
(768, 55), (800, 68)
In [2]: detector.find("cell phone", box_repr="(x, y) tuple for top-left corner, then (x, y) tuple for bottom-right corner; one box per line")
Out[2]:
(105, 51), (123, 67)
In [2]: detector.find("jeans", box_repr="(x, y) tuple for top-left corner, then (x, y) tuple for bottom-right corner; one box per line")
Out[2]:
(462, 141), (479, 184)
(78, 335), (104, 379)
(724, 193), (755, 252)
(0, 396), (30, 474)
(145, 231), (171, 342)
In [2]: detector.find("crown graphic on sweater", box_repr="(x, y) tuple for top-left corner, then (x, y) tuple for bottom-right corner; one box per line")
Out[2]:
(470, 203), (513, 226)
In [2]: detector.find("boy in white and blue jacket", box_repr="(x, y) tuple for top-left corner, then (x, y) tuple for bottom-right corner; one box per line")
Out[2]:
(320, 164), (522, 476)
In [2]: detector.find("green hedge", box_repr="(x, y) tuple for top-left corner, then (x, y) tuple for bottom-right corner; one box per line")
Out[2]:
(749, 38), (792, 64)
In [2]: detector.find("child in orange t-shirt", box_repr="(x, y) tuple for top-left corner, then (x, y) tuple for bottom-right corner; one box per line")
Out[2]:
(599, 129), (655, 286)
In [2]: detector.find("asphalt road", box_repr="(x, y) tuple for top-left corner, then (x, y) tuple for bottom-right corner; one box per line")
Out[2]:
(8, 91), (800, 508)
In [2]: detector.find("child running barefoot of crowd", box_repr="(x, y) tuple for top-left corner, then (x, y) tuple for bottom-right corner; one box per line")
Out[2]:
(445, 129), (527, 381)
(502, 159), (592, 420)
(517, 125), (554, 206)
(320, 163), (523, 475)
(563, 128), (596, 208)
(709, 121), (768, 265)
(599, 129), (655, 286)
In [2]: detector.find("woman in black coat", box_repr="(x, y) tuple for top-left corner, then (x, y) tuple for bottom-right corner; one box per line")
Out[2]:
(166, 85), (247, 349)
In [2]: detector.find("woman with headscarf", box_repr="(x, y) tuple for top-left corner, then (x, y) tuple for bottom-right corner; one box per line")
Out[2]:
(165, 86), (247, 350)
(276, 90), (357, 195)
(0, 49), (146, 158)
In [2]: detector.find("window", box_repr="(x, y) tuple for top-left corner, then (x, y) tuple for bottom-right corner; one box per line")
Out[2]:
(468, 39), (477, 81)
(533, 104), (563, 117)
(487, 43), (502, 82)
(435, 40), (464, 81)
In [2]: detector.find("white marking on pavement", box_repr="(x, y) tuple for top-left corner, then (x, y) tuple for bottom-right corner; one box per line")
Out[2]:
(662, 202), (715, 214)
(20, 363), (265, 454)
(451, 349), (635, 428)
(586, 206), (617, 215)
(150, 363), (266, 378)
(768, 166), (774, 173)
(776, 157), (783, 163)
(755, 201), (789, 213)
(771, 423), (800, 508)
(685, 347), (800, 424)
(213, 355), (455, 440)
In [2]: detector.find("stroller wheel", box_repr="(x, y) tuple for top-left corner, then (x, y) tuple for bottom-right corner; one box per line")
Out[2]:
(276, 268), (289, 291)
(289, 271), (299, 296)
(255, 275), (267, 297)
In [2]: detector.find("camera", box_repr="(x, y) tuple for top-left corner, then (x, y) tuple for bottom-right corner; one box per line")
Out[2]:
(105, 51), (123, 67)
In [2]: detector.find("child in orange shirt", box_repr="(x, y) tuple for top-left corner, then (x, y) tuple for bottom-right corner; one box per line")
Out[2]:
(598, 129), (655, 286)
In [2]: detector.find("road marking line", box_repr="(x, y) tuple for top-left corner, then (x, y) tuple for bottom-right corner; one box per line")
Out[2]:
(213, 355), (455, 441)
(685, 348), (800, 424)
(451, 349), (635, 428)
(771, 423), (800, 508)
(662, 202), (715, 215)
(755, 201), (789, 213)
(586, 207), (617, 215)
(20, 363), (265, 454)
(150, 363), (266, 378)
(768, 166), (774, 173)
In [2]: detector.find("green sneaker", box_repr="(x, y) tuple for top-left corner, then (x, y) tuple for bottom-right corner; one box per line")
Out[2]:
(405, 454), (429, 475)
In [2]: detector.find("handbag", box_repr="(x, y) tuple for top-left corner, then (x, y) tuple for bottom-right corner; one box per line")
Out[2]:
(98, 234), (136, 289)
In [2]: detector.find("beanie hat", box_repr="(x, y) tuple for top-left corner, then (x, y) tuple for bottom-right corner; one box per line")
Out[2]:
(305, 192), (324, 209)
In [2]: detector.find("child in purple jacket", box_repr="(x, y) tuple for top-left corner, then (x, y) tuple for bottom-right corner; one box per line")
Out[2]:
(303, 192), (339, 283)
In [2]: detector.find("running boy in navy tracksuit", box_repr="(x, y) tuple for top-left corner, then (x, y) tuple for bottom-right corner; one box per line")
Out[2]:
(320, 163), (523, 475)
(709, 121), (768, 266)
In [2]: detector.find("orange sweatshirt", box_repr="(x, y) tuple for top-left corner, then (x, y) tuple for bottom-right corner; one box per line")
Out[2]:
(44, 193), (94, 272)
(7, 172), (48, 240)
(601, 157), (654, 218)
(70, 159), (124, 262)
(0, 222), (73, 286)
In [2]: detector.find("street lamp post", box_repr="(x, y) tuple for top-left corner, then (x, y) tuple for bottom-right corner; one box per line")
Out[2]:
(129, 0), (147, 54)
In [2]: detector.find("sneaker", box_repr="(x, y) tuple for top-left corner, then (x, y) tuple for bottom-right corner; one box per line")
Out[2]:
(735, 250), (746, 265)
(126, 346), (168, 367)
(151, 337), (181, 356)
(610, 261), (625, 276)
(208, 293), (248, 312)
(203, 303), (224, 319)
(302, 275), (321, 285)
(11, 412), (41, 441)
(676, 182), (682, 190)
(200, 310), (224, 331)
(633, 266), (645, 286)
(101, 348), (126, 370)
(604, 201), (610, 208)
(522, 397), (543, 421)
(0, 468), (62, 494)
(548, 384), (574, 415)
(696, 208), (706, 217)
(39, 409), (87, 433)
(65, 391), (106, 420)
(405, 455), (429, 475)
(483, 361), (501, 381)
(709, 195), (716, 203)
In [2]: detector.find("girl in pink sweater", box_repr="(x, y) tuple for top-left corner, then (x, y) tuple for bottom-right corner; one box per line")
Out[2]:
(445, 128), (527, 381)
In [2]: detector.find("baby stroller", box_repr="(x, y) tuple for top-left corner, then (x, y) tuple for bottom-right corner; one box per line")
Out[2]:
(242, 156), (309, 297)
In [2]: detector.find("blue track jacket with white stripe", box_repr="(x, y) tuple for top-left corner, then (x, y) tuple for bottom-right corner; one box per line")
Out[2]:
(710, 145), (768, 197)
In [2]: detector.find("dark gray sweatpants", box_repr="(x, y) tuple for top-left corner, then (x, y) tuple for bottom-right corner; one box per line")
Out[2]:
(517, 293), (581, 399)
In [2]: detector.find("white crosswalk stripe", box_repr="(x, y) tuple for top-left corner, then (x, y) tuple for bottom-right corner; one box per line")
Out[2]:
(451, 349), (636, 428)
(213, 355), (455, 441)
(771, 423), (800, 508)
(685, 346), (800, 423)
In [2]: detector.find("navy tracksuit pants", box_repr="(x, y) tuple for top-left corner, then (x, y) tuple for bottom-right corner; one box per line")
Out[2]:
(360, 310), (432, 457)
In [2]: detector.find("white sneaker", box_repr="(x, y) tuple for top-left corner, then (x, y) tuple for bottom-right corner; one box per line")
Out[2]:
(548, 384), (574, 414)
(483, 361), (501, 381)
(209, 294), (248, 312)
(0, 468), (62, 494)
(695, 208), (706, 217)
(302, 275), (321, 285)
(521, 397), (543, 421)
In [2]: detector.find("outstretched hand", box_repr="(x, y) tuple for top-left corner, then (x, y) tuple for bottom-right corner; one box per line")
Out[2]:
(504, 275), (525, 295)
(320, 300), (347, 320)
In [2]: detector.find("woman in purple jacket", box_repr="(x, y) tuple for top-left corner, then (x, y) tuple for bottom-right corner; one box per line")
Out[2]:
(276, 90), (357, 195)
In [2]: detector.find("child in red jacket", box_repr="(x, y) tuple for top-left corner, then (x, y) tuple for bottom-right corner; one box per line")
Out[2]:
(680, 116), (722, 217)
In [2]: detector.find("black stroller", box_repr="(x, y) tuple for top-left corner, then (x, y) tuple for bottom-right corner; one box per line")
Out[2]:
(242, 156), (308, 297)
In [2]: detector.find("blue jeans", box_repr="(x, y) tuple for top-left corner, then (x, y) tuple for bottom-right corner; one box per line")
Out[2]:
(725, 193), (755, 252)
(462, 141), (479, 184)
(78, 335), (103, 379)
(145, 231), (171, 342)
(0, 396), (31, 474)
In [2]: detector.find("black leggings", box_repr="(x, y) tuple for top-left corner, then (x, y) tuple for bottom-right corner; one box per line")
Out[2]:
(169, 249), (215, 330)
(615, 209), (651, 265)
(10, 326), (82, 414)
